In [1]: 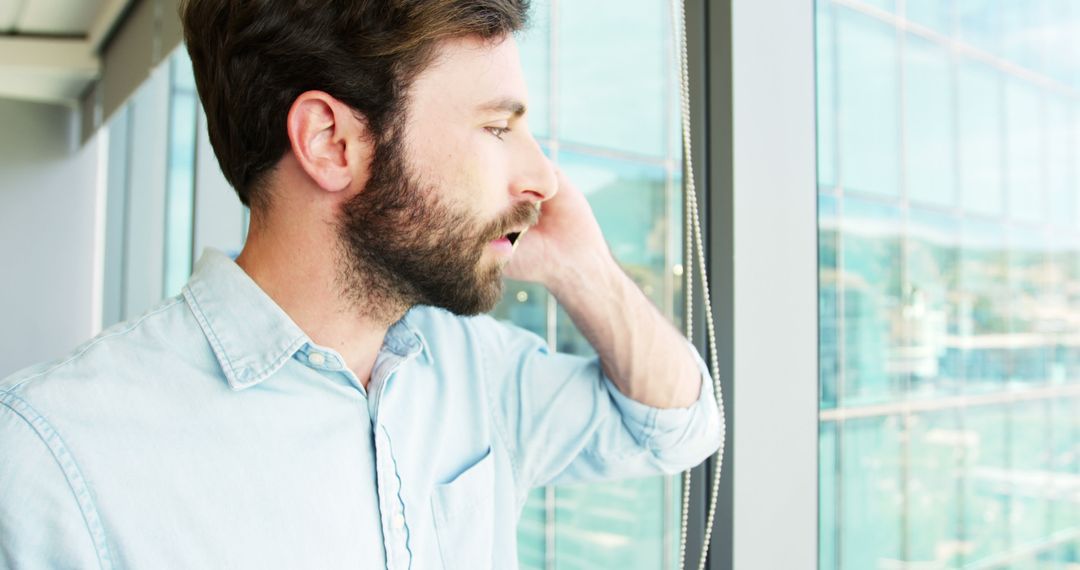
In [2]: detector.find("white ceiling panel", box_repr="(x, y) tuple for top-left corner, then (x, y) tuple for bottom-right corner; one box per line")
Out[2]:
(0, 67), (93, 104)
(18, 0), (101, 36)
(0, 0), (26, 33)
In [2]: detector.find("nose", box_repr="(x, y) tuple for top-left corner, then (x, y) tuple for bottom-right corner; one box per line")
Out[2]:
(510, 135), (557, 204)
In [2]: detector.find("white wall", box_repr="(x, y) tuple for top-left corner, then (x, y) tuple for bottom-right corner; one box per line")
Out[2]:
(0, 99), (100, 377)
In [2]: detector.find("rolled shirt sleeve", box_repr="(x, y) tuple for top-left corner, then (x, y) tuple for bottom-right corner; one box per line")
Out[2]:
(473, 315), (724, 496)
(599, 341), (724, 472)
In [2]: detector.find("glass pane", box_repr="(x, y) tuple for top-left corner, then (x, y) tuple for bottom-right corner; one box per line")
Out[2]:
(1007, 227), (1049, 387)
(836, 7), (900, 197)
(517, 488), (547, 570)
(1046, 97), (1071, 229)
(817, 0), (838, 189)
(554, 478), (667, 569)
(1000, 2), (1044, 72)
(959, 219), (1009, 395)
(820, 421), (839, 570)
(906, 208), (960, 399)
(518, 0), (550, 140)
(557, 0), (669, 158)
(905, 0), (950, 34)
(491, 281), (549, 338)
(956, 0), (1000, 55)
(904, 34), (955, 209)
(841, 197), (904, 405)
(818, 1), (1080, 567)
(907, 411), (963, 567)
(962, 405), (1010, 564)
(1004, 79), (1044, 225)
(1057, 241), (1080, 384)
(1010, 401), (1051, 547)
(1050, 398), (1078, 533)
(957, 60), (1004, 218)
(860, 0), (894, 14)
(820, 194), (840, 409)
(841, 416), (904, 567)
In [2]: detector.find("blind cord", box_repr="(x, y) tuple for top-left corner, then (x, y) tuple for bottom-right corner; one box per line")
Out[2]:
(671, 0), (727, 568)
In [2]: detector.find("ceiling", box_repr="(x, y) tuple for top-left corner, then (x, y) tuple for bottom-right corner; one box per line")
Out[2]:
(0, 0), (130, 105)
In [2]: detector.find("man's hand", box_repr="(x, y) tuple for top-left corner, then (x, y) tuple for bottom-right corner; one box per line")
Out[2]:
(503, 168), (610, 291)
(502, 167), (703, 410)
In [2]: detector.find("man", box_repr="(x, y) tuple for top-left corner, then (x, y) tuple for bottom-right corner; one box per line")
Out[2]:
(0, 1), (722, 568)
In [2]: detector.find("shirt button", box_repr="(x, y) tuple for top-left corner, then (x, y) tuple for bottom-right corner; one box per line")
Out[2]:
(309, 352), (326, 366)
(391, 513), (405, 530)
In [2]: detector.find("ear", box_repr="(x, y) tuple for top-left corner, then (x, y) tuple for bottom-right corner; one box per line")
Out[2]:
(285, 91), (372, 193)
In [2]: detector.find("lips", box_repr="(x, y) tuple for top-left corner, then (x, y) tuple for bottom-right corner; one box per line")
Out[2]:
(491, 203), (541, 250)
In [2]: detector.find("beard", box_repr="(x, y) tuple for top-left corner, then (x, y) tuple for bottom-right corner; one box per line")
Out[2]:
(335, 133), (538, 323)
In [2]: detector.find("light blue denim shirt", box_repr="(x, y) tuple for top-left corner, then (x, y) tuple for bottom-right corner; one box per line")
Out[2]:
(0, 249), (722, 569)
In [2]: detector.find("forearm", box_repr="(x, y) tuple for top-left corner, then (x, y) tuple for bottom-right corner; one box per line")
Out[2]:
(548, 249), (702, 409)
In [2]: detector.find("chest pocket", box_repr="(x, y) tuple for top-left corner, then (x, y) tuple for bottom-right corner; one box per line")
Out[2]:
(430, 446), (495, 570)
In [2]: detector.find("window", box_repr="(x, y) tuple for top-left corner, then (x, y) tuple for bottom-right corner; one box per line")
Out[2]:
(491, 0), (690, 567)
(817, 0), (1080, 566)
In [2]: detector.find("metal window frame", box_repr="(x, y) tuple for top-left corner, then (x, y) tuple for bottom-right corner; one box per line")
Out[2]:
(684, 0), (820, 568)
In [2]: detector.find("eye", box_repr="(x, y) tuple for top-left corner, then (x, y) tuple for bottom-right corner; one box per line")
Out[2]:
(485, 126), (511, 140)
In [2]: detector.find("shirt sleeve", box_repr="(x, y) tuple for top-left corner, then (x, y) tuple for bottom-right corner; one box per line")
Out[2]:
(0, 394), (109, 570)
(471, 316), (723, 495)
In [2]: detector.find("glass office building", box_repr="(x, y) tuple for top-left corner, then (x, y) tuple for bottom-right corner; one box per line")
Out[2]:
(817, 0), (1080, 567)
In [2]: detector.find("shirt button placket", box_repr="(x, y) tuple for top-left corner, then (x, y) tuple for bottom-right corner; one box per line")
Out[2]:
(375, 426), (410, 568)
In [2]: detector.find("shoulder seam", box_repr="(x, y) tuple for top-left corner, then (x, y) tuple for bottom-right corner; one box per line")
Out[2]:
(5, 297), (184, 393)
(0, 392), (113, 569)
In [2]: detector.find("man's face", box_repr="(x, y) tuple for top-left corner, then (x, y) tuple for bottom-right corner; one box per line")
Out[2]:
(337, 35), (555, 317)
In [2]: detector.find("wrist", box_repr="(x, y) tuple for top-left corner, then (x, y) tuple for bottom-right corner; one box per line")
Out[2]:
(546, 248), (623, 304)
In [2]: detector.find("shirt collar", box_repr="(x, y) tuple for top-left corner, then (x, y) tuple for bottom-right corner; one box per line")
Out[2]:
(182, 248), (431, 391)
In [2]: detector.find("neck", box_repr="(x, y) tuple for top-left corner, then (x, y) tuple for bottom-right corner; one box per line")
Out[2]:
(234, 218), (409, 389)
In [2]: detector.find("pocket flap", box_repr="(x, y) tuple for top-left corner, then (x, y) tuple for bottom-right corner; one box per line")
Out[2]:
(432, 446), (494, 524)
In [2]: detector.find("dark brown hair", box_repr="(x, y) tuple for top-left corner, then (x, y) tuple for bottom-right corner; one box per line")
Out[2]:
(180, 0), (529, 210)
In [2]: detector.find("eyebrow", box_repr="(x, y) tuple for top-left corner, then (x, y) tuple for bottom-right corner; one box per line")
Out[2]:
(477, 98), (527, 118)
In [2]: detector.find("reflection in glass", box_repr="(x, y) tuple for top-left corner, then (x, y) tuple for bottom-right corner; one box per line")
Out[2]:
(517, 0), (550, 139)
(1009, 401), (1050, 548)
(959, 219), (1009, 394)
(557, 0), (669, 158)
(962, 405), (1009, 563)
(841, 416), (903, 568)
(554, 478), (667, 569)
(836, 7), (899, 197)
(816, 0), (837, 189)
(907, 411), (962, 567)
(906, 208), (959, 399)
(1004, 80), (1044, 225)
(957, 61), (1003, 218)
(817, 0), (1080, 566)
(1006, 227), (1048, 387)
(820, 194), (840, 409)
(1046, 97), (1072, 229)
(840, 197), (903, 405)
(820, 422), (838, 570)
(904, 0), (949, 34)
(903, 35), (954, 209)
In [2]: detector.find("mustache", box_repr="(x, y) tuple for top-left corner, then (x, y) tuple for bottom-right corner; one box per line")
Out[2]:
(481, 202), (541, 242)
